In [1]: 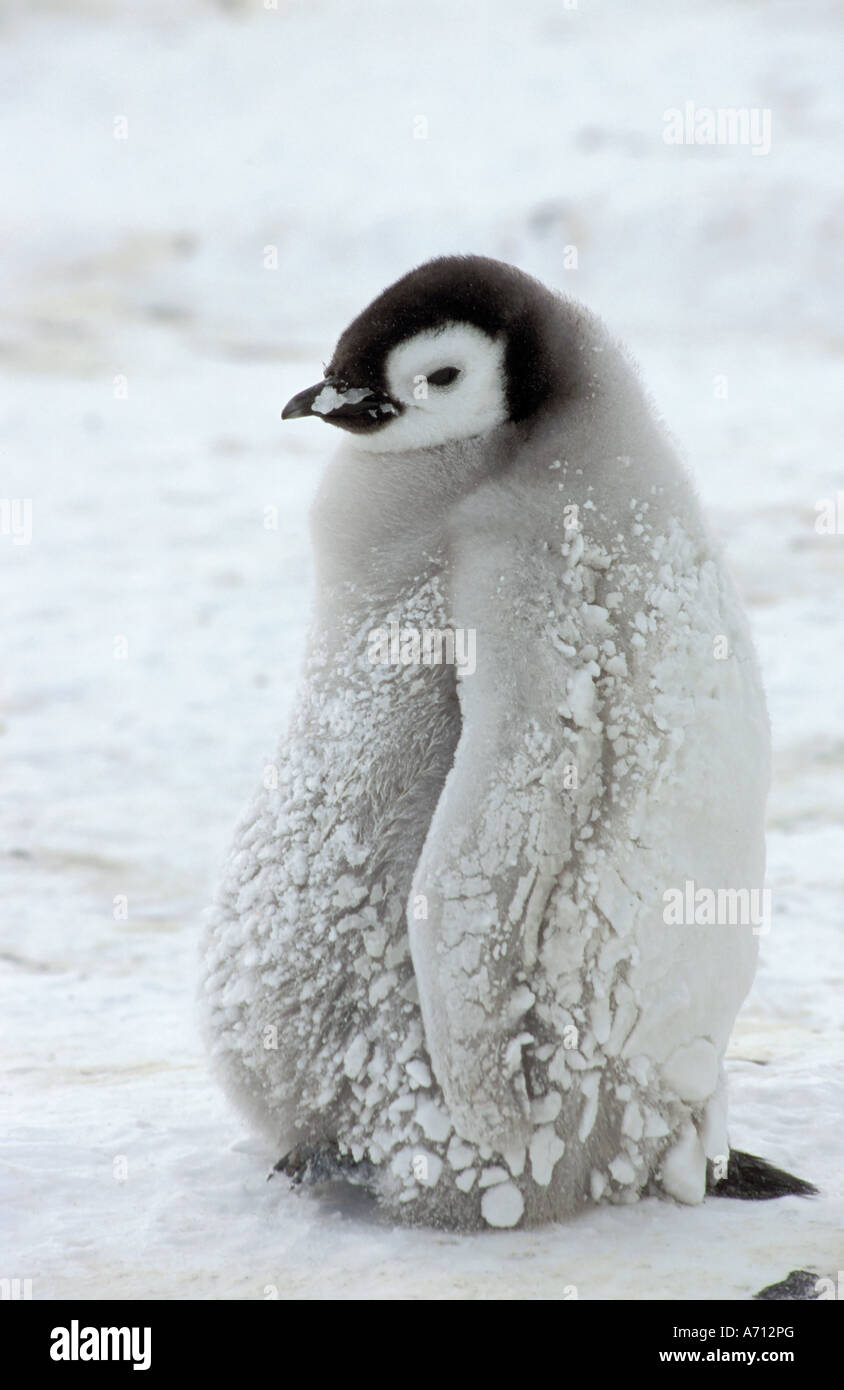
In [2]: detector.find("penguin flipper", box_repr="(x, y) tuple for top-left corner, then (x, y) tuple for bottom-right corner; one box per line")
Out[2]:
(707, 1149), (817, 1200)
(407, 518), (593, 1151)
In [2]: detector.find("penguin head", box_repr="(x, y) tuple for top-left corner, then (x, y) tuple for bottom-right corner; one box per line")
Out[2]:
(282, 255), (566, 453)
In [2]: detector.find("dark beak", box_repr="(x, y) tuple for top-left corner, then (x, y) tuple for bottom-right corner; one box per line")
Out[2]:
(281, 377), (398, 425)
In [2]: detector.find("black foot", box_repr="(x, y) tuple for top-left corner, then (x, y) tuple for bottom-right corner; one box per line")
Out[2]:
(268, 1141), (375, 1189)
(707, 1149), (817, 1201)
(754, 1270), (824, 1301)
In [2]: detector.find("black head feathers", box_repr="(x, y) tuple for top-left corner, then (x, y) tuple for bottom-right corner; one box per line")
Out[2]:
(327, 255), (567, 423)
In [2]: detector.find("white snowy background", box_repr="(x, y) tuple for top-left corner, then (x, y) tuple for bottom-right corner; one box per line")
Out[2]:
(2, 0), (842, 1299)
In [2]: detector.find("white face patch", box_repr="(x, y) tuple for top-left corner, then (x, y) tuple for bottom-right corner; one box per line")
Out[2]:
(351, 322), (509, 452)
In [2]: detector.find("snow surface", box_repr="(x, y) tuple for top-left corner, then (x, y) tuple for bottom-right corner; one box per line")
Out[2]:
(2, 0), (842, 1298)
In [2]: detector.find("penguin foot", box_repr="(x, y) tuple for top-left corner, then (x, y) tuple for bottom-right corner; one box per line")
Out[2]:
(269, 1141), (375, 1190)
(707, 1149), (817, 1201)
(754, 1270), (824, 1301)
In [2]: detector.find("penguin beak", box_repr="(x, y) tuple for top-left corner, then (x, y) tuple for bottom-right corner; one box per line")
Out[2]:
(281, 378), (398, 425)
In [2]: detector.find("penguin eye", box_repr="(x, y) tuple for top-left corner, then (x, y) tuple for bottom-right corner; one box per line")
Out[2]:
(427, 366), (460, 387)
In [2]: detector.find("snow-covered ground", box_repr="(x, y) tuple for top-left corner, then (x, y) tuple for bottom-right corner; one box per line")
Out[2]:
(2, 0), (842, 1298)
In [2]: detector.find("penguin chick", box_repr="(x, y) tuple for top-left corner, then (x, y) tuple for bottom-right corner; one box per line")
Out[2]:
(200, 255), (813, 1229)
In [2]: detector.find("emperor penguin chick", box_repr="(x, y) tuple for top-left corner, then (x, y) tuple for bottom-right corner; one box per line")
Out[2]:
(201, 255), (814, 1229)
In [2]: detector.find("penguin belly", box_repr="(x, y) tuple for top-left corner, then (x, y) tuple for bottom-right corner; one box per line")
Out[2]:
(200, 579), (496, 1225)
(201, 541), (769, 1232)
